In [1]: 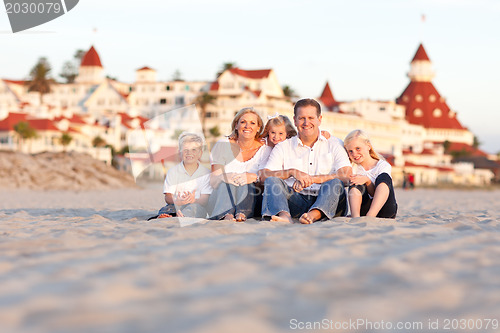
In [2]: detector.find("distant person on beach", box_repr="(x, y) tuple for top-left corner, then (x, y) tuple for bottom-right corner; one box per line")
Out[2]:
(156, 132), (213, 219)
(408, 173), (415, 189)
(260, 98), (352, 224)
(344, 129), (397, 218)
(207, 107), (270, 222)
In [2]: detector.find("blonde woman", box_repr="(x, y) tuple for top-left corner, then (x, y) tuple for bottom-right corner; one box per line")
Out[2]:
(208, 107), (271, 221)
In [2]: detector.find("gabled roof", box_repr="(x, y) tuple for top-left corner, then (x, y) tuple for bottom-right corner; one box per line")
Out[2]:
(396, 81), (465, 129)
(319, 82), (337, 111)
(228, 68), (272, 79)
(81, 46), (103, 67)
(137, 66), (155, 71)
(412, 43), (430, 62)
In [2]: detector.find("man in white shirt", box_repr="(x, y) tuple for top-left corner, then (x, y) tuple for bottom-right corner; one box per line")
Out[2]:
(261, 99), (352, 223)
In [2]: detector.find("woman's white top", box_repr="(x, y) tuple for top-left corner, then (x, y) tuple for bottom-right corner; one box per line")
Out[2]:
(210, 137), (272, 174)
(352, 159), (392, 184)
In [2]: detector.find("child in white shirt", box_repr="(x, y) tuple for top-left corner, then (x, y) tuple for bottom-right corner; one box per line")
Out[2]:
(344, 129), (397, 218)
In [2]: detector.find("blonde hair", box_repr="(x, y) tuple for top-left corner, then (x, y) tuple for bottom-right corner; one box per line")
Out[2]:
(262, 115), (297, 140)
(344, 129), (380, 161)
(229, 107), (264, 139)
(178, 132), (204, 152)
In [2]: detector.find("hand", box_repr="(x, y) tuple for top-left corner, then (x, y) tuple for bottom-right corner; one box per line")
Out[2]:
(349, 175), (369, 186)
(176, 210), (185, 217)
(292, 180), (303, 192)
(293, 170), (313, 188)
(174, 190), (195, 205)
(321, 130), (331, 139)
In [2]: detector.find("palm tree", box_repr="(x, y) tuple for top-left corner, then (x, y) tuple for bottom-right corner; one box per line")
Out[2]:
(28, 57), (52, 104)
(13, 121), (37, 153)
(60, 132), (73, 152)
(282, 85), (296, 98)
(473, 136), (481, 149)
(217, 62), (237, 77)
(172, 69), (183, 81)
(92, 135), (106, 160)
(195, 93), (217, 138)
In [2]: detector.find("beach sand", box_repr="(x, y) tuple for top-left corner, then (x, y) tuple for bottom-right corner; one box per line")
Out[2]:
(1, 187), (499, 333)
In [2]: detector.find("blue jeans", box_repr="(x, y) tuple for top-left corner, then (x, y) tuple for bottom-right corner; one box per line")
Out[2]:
(207, 182), (257, 220)
(261, 177), (347, 220)
(158, 203), (207, 218)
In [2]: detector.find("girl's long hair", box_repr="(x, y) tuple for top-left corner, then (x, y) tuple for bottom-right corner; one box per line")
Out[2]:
(344, 129), (380, 161)
(262, 115), (297, 140)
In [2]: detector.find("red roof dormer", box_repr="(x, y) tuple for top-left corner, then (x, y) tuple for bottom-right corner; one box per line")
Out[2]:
(412, 43), (430, 62)
(81, 46), (103, 67)
(319, 82), (337, 111)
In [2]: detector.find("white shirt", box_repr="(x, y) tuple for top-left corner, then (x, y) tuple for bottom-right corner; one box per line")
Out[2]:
(264, 134), (351, 195)
(163, 162), (213, 199)
(352, 159), (392, 184)
(210, 137), (271, 174)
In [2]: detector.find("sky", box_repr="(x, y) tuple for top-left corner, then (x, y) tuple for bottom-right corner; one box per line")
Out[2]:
(1, 0), (499, 153)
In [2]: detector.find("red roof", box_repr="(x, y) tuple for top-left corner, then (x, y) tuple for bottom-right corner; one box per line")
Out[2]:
(229, 68), (272, 79)
(319, 82), (337, 111)
(209, 82), (219, 91)
(412, 43), (430, 62)
(396, 81), (465, 129)
(2, 79), (26, 85)
(437, 166), (454, 172)
(404, 161), (431, 168)
(447, 142), (488, 157)
(0, 113), (28, 131)
(27, 119), (60, 131)
(81, 46), (103, 67)
(68, 115), (87, 125)
(137, 66), (155, 71)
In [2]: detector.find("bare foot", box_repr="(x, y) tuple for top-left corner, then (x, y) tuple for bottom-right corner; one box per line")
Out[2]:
(235, 213), (247, 222)
(158, 213), (172, 219)
(270, 212), (294, 223)
(299, 209), (322, 224)
(222, 213), (235, 221)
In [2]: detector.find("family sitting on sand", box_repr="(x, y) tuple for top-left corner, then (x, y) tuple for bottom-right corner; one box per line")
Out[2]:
(153, 98), (397, 223)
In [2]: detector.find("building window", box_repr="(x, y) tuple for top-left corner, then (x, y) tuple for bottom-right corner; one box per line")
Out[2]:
(415, 94), (423, 102)
(413, 108), (423, 117)
(402, 95), (409, 102)
(166, 85), (170, 91)
(429, 94), (436, 102)
(160, 98), (166, 104)
(433, 108), (442, 117)
(185, 85), (190, 91)
(175, 96), (185, 105)
(379, 107), (386, 111)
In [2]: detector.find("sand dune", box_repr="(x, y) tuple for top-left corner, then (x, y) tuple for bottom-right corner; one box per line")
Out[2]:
(0, 188), (499, 333)
(0, 151), (137, 190)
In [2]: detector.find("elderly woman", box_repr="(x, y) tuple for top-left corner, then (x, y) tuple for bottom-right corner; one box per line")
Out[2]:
(208, 107), (271, 221)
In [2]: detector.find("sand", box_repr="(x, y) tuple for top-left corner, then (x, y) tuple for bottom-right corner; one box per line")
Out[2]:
(1, 187), (500, 333)
(0, 151), (137, 190)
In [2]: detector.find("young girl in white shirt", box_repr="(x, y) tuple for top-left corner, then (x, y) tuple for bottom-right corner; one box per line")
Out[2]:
(344, 129), (397, 218)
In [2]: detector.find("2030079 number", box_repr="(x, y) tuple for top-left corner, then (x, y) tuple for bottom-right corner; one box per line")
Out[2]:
(443, 319), (498, 330)
(5, 2), (62, 14)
